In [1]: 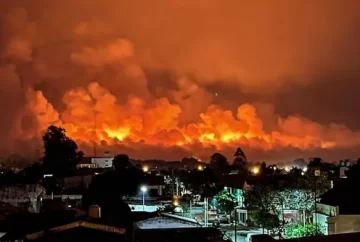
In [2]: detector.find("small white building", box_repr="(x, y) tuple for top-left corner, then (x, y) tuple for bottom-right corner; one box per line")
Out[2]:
(314, 203), (360, 235)
(91, 157), (113, 168)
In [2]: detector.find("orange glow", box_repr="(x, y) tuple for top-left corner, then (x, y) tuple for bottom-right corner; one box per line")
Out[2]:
(26, 81), (360, 159)
(3, 2), (360, 162)
(105, 128), (130, 141)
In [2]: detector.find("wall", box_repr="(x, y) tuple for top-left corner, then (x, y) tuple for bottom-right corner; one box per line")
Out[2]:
(0, 185), (45, 212)
(129, 204), (159, 212)
(315, 213), (329, 235)
(63, 175), (93, 189)
(147, 185), (164, 196)
(328, 215), (360, 235)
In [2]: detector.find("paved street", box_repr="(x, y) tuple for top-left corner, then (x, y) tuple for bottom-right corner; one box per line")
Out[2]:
(222, 230), (246, 242)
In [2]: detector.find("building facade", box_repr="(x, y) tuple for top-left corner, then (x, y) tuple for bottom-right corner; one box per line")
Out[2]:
(0, 184), (45, 213)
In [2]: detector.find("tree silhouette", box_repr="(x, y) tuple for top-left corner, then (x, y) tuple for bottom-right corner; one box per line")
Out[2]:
(209, 153), (230, 176)
(113, 154), (132, 170)
(42, 125), (83, 177)
(22, 162), (43, 184)
(232, 147), (248, 174)
(182, 167), (220, 198)
(290, 167), (303, 177)
(83, 154), (144, 226)
(259, 162), (267, 175)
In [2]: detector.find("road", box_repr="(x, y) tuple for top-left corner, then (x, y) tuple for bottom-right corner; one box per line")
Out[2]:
(222, 230), (246, 242)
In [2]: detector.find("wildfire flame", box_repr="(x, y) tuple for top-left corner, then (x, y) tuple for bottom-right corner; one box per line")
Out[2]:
(17, 81), (360, 160)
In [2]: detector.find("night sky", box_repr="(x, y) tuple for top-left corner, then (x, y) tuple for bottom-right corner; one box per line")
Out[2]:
(1, 0), (360, 162)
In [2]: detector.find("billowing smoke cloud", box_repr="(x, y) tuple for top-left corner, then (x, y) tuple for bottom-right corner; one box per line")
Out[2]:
(1, 0), (360, 162)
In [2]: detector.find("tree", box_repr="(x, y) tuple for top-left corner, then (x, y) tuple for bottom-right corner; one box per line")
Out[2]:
(259, 162), (267, 175)
(285, 223), (323, 238)
(244, 184), (277, 212)
(345, 159), (360, 180)
(244, 184), (287, 235)
(181, 167), (220, 198)
(252, 209), (282, 234)
(82, 154), (144, 226)
(42, 125), (83, 176)
(214, 190), (236, 214)
(277, 189), (313, 223)
(290, 166), (302, 175)
(232, 147), (248, 174)
(21, 162), (43, 184)
(113, 154), (132, 170)
(210, 153), (230, 176)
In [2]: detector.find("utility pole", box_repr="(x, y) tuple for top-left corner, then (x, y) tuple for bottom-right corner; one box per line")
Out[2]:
(176, 177), (179, 196)
(314, 168), (320, 228)
(190, 198), (192, 217)
(204, 197), (208, 227)
(234, 197), (237, 242)
(171, 169), (175, 197)
(93, 111), (97, 157)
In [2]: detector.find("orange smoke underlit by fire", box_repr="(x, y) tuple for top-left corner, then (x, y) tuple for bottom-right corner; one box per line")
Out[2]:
(18, 82), (360, 153)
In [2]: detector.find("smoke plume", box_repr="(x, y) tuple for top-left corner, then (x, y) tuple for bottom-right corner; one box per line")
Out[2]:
(1, 0), (360, 162)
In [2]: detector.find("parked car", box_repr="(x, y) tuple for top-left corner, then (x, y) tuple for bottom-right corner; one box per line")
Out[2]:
(217, 214), (229, 223)
(245, 233), (274, 242)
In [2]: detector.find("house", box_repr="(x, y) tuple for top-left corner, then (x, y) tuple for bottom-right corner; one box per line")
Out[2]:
(77, 157), (97, 169)
(220, 174), (302, 225)
(0, 205), (127, 242)
(77, 156), (114, 169)
(91, 157), (113, 168)
(316, 178), (360, 235)
(0, 184), (45, 213)
(270, 232), (360, 242)
(132, 212), (225, 242)
(0, 219), (126, 242)
(126, 175), (166, 212)
(63, 174), (93, 189)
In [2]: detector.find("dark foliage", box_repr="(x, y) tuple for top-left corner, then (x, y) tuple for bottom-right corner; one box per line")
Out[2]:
(112, 154), (132, 170)
(181, 167), (221, 197)
(82, 154), (144, 226)
(42, 125), (83, 177)
(209, 153), (230, 176)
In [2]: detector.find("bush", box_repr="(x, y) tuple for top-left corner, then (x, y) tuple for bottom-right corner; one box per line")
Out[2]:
(285, 223), (324, 238)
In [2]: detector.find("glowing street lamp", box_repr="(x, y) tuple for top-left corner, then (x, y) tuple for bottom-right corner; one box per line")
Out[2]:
(197, 165), (204, 171)
(142, 165), (149, 173)
(252, 167), (259, 175)
(140, 185), (147, 211)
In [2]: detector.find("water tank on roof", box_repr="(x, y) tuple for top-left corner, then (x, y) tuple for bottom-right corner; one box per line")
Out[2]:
(89, 205), (101, 218)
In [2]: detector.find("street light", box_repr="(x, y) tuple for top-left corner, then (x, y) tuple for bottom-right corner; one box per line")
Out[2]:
(140, 185), (147, 211)
(142, 165), (149, 173)
(252, 167), (259, 175)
